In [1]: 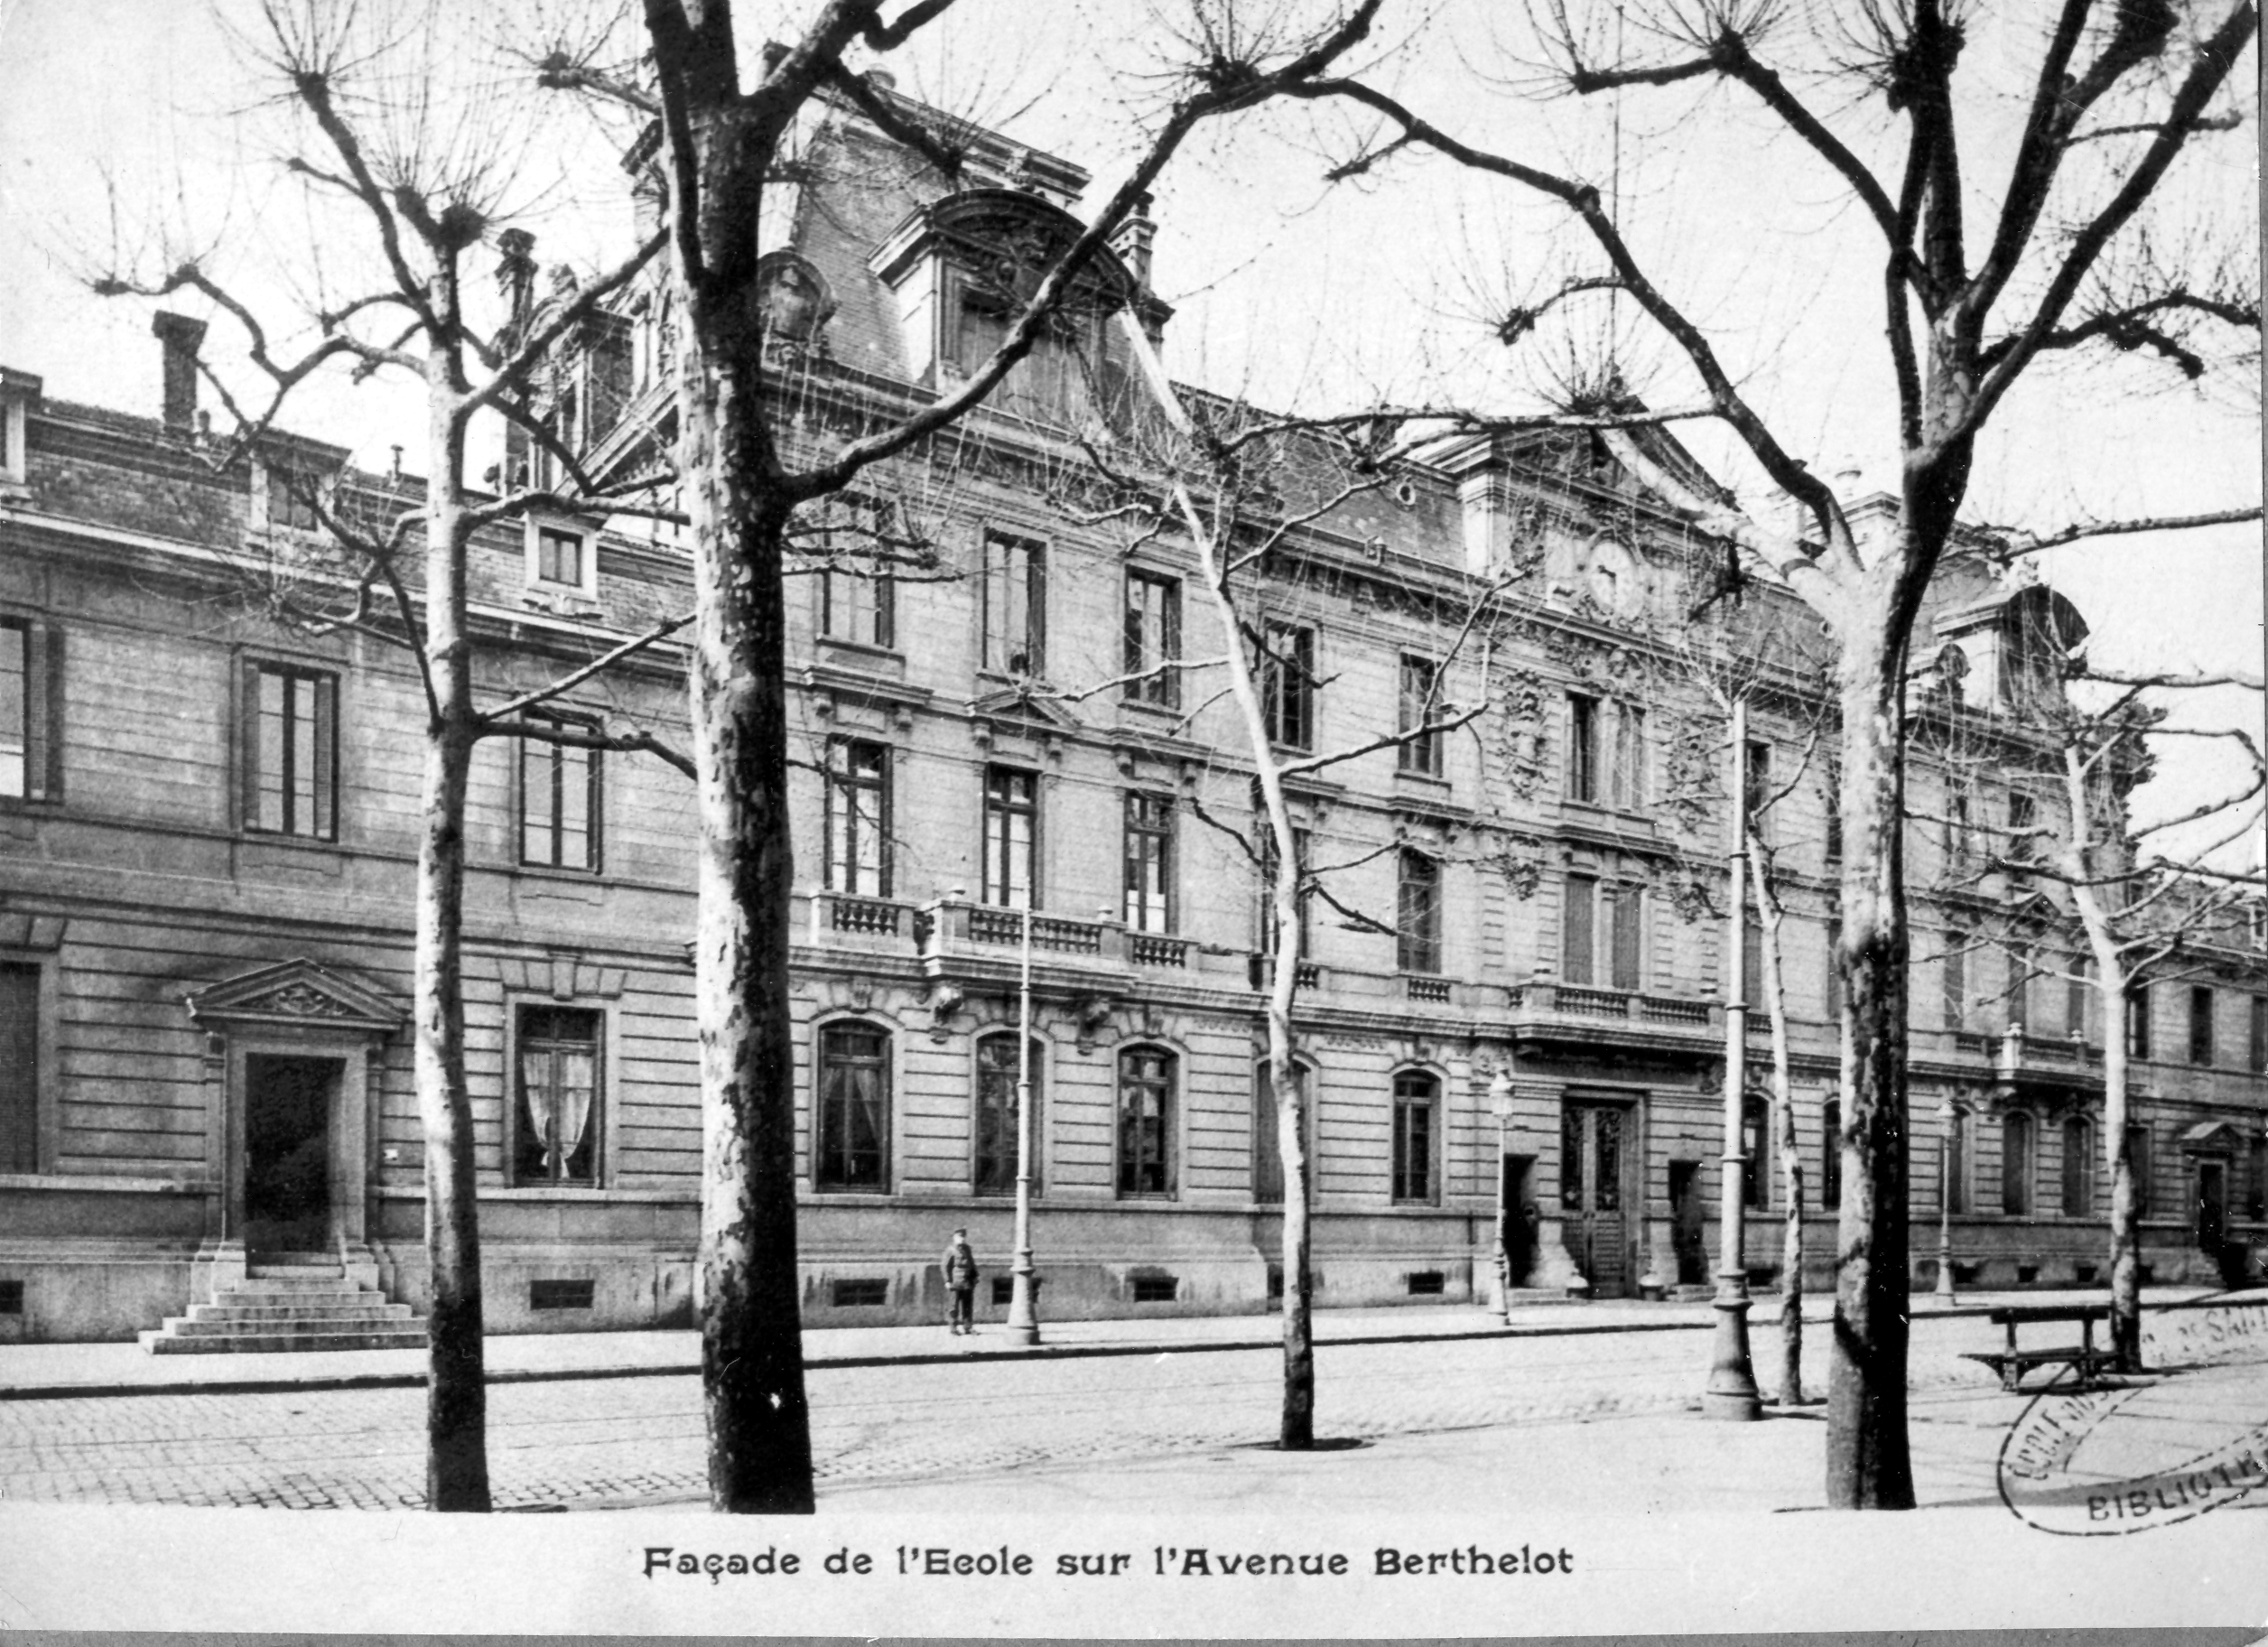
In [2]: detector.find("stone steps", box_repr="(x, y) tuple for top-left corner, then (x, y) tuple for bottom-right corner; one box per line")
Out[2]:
(141, 1264), (424, 1354)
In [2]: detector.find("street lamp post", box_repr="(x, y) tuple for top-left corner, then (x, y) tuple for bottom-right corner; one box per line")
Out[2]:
(1705, 695), (1763, 1421)
(1489, 1065), (1516, 1324)
(1005, 896), (1041, 1345)
(1937, 1097), (1958, 1304)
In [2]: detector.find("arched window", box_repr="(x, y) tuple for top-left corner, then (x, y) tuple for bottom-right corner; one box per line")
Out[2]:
(1251, 1060), (1311, 1205)
(814, 1021), (890, 1191)
(2061, 1117), (2093, 1217)
(2003, 1112), (2036, 1215)
(1820, 1095), (1842, 1212)
(1391, 1071), (1439, 1205)
(973, 1032), (1044, 1196)
(1117, 1045), (1175, 1197)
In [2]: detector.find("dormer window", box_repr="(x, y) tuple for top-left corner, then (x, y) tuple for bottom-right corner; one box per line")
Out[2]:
(0, 367), (35, 489)
(264, 462), (325, 533)
(526, 516), (598, 600)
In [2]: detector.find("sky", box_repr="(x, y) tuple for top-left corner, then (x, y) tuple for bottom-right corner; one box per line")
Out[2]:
(1, 0), (2261, 862)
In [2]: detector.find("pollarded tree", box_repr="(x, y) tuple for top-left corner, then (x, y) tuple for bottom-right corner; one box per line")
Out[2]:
(88, 0), (685, 1511)
(537, 0), (1390, 1512)
(1293, 0), (2260, 1505)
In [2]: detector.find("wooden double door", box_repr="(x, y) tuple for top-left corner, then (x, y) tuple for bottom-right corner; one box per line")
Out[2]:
(1561, 1098), (1636, 1298)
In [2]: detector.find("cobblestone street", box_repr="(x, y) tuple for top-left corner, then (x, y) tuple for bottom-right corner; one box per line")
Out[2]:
(0, 1312), (2031, 1512)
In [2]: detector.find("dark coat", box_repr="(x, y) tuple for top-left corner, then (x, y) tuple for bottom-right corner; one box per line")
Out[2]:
(943, 1241), (979, 1291)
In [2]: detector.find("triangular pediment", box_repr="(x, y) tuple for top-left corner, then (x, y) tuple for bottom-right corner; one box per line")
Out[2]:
(970, 684), (1082, 731)
(2179, 1119), (2245, 1150)
(185, 958), (404, 1034)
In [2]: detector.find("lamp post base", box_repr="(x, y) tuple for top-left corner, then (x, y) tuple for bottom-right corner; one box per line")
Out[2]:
(1703, 1284), (1763, 1421)
(1005, 1267), (1040, 1347)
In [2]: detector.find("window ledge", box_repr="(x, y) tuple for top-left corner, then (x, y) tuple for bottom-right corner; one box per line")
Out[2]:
(0, 1174), (215, 1195)
(1393, 767), (1451, 792)
(1119, 697), (1184, 720)
(817, 637), (904, 664)
(513, 862), (606, 886)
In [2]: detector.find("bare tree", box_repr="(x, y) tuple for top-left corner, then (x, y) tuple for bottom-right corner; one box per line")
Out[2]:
(536, 0), (1390, 1512)
(1043, 323), (1539, 1446)
(1291, 0), (2260, 1505)
(88, 0), (683, 1510)
(1912, 619), (2264, 1368)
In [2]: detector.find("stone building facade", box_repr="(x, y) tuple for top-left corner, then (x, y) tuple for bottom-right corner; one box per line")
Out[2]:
(0, 82), (2259, 1344)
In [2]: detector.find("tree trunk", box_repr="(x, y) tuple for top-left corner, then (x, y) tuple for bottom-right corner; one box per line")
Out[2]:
(417, 430), (490, 1512)
(683, 337), (815, 1513)
(1826, 632), (1915, 1509)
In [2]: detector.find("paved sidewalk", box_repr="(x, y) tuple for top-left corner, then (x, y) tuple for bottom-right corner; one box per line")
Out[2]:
(0, 1285), (2234, 1400)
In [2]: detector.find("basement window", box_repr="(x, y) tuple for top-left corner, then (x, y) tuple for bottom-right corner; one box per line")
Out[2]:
(1130, 1274), (1179, 1303)
(1405, 1270), (1446, 1297)
(0, 1279), (22, 1314)
(529, 1278), (595, 1311)
(832, 1279), (889, 1307)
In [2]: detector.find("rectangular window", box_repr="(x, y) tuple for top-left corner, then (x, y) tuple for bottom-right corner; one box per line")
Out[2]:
(2251, 996), (2267, 1075)
(2068, 962), (2091, 1042)
(1947, 786), (1974, 869)
(517, 714), (600, 871)
(534, 526), (585, 589)
(824, 740), (891, 897)
(1391, 1072), (1437, 1204)
(1567, 694), (1599, 803)
(1607, 883), (1643, 991)
(821, 568), (895, 648)
(815, 1022), (891, 1191)
(1820, 1096), (1842, 1211)
(1943, 931), (1968, 1030)
(1826, 922), (1845, 1019)
(0, 962), (38, 1173)
(981, 531), (1046, 675)
(2189, 985), (2216, 1065)
(1743, 1100), (1768, 1209)
(956, 293), (1009, 375)
(267, 464), (321, 532)
(514, 1006), (600, 1186)
(2003, 1112), (2034, 1215)
(1397, 851), (1443, 975)
(1947, 1109), (1969, 1215)
(0, 619), (61, 803)
(2247, 1134), (2265, 1221)
(1251, 1062), (1307, 1205)
(1397, 656), (1442, 777)
(1611, 704), (1646, 809)
(245, 662), (337, 840)
(1122, 792), (1174, 934)
(1122, 570), (1181, 708)
(1824, 768), (1844, 865)
(2126, 982), (2152, 1061)
(981, 766), (1038, 908)
(1563, 873), (1595, 984)
(1260, 623), (1315, 750)
(1743, 740), (1773, 842)
(2062, 1119), (2093, 1217)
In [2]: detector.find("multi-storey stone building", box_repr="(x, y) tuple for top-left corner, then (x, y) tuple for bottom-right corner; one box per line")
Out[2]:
(0, 81), (2258, 1345)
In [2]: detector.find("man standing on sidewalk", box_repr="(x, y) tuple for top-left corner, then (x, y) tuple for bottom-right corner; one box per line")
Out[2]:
(943, 1228), (980, 1336)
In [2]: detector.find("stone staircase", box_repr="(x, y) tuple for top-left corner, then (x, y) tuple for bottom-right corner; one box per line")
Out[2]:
(139, 1254), (425, 1354)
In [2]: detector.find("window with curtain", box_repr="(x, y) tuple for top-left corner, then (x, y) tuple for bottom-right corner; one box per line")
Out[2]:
(814, 1022), (890, 1190)
(1563, 872), (1595, 984)
(1391, 1071), (1438, 1204)
(2126, 982), (2152, 1060)
(0, 618), (63, 804)
(515, 1006), (600, 1186)
(981, 531), (1046, 676)
(1117, 1045), (1175, 1197)
(1943, 931), (1969, 1030)
(1603, 882), (1643, 990)
(1610, 703), (1646, 809)
(1260, 623), (1315, 750)
(972, 1032), (1043, 1196)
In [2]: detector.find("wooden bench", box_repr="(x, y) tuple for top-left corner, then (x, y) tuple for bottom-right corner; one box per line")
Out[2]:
(1960, 1303), (2115, 1392)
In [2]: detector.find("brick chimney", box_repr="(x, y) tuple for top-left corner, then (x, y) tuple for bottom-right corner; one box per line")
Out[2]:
(152, 312), (207, 432)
